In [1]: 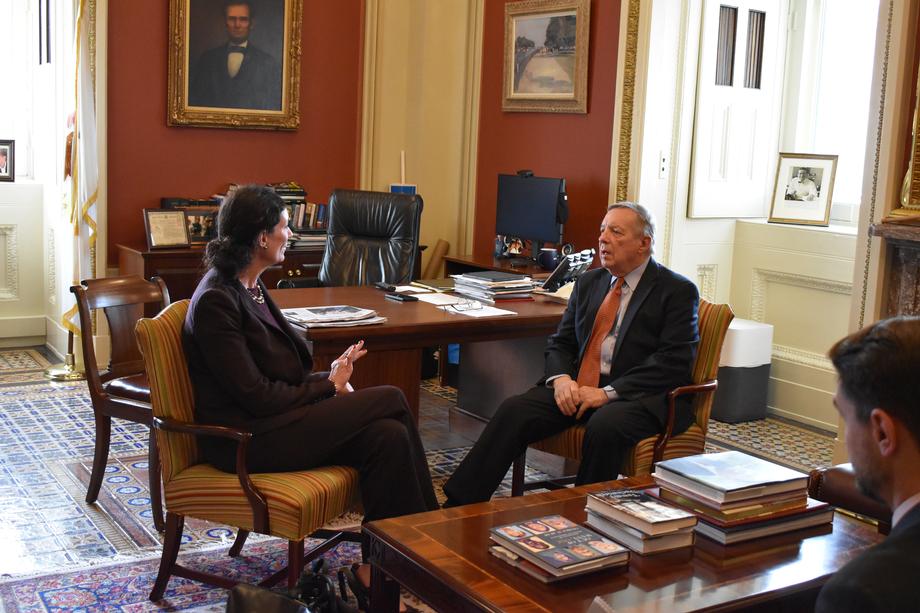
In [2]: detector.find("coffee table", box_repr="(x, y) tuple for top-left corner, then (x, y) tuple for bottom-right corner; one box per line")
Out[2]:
(364, 476), (884, 612)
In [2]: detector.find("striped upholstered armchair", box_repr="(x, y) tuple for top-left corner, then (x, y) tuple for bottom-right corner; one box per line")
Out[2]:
(135, 300), (361, 601)
(511, 299), (734, 495)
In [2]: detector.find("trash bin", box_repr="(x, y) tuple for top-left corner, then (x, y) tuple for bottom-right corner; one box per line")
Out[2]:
(710, 318), (773, 423)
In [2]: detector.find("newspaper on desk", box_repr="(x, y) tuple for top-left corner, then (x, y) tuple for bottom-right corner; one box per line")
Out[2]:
(281, 305), (387, 328)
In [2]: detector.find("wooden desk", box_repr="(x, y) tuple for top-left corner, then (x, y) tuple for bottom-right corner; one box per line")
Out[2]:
(269, 287), (565, 421)
(365, 476), (884, 612)
(444, 253), (549, 279)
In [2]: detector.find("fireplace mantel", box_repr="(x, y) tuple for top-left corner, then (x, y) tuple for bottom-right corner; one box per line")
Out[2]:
(870, 221), (920, 317)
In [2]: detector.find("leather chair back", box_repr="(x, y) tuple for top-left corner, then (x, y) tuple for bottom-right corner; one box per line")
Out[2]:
(319, 189), (423, 286)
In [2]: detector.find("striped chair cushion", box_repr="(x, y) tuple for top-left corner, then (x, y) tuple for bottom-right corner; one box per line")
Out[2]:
(166, 464), (360, 541)
(135, 300), (199, 482)
(526, 300), (733, 477)
(621, 425), (706, 476)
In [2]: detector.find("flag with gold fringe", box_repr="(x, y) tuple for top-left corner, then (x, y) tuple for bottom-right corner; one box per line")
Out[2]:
(62, 0), (98, 336)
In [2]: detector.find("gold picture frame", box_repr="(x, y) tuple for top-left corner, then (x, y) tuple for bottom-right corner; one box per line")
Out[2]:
(502, 0), (590, 113)
(768, 153), (838, 227)
(167, 0), (302, 130)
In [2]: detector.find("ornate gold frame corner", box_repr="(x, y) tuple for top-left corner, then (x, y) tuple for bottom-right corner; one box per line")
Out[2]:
(167, 0), (302, 130)
(502, 0), (590, 114)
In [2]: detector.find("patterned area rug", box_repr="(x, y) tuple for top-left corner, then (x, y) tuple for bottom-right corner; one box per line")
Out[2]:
(0, 539), (361, 613)
(0, 348), (54, 385)
(708, 418), (835, 472)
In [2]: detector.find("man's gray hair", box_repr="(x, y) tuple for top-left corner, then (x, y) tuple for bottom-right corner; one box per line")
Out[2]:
(607, 201), (655, 251)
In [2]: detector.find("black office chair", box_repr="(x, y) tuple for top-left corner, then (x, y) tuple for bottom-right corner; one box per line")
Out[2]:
(318, 189), (423, 287)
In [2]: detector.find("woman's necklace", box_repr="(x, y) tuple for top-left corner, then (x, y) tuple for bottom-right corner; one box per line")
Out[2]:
(246, 284), (265, 304)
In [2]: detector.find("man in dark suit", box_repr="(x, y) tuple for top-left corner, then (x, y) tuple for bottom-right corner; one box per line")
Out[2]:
(188, 1), (282, 110)
(443, 202), (699, 506)
(816, 317), (920, 612)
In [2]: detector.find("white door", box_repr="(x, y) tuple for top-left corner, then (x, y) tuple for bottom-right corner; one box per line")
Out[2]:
(689, 0), (785, 218)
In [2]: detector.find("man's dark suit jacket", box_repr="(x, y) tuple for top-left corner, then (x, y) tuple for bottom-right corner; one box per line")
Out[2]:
(816, 502), (920, 612)
(183, 268), (335, 435)
(188, 43), (282, 110)
(543, 258), (699, 427)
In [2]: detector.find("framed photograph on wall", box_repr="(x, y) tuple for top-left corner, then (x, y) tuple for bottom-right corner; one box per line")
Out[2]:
(144, 209), (191, 250)
(167, 0), (303, 130)
(502, 0), (590, 113)
(768, 153), (838, 226)
(0, 140), (14, 182)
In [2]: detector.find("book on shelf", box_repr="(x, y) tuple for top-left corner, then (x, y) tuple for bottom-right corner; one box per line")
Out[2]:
(410, 278), (455, 292)
(653, 487), (808, 526)
(281, 305), (386, 328)
(693, 498), (833, 545)
(584, 510), (694, 555)
(585, 489), (697, 536)
(489, 515), (628, 580)
(653, 451), (809, 504)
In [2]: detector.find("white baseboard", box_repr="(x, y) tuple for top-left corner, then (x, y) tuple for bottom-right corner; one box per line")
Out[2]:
(766, 406), (838, 435)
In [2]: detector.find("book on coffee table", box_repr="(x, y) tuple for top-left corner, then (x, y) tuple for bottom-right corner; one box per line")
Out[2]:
(489, 515), (628, 579)
(584, 510), (695, 555)
(586, 489), (697, 536)
(654, 451), (808, 504)
(693, 498), (834, 545)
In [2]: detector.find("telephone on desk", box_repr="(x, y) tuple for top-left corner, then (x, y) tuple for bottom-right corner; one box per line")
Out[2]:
(533, 248), (594, 303)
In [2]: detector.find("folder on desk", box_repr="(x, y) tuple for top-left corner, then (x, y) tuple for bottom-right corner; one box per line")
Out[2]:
(410, 278), (455, 292)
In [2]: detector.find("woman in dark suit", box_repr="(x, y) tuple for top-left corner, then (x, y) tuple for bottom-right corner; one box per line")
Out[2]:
(182, 185), (438, 564)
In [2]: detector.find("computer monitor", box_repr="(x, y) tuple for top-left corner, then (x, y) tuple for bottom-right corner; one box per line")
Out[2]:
(495, 173), (565, 260)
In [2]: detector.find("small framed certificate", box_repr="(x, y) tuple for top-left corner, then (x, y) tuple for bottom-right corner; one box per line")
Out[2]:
(144, 209), (190, 250)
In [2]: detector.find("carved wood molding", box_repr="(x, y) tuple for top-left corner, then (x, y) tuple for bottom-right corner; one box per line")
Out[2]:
(696, 264), (717, 302)
(751, 268), (852, 371)
(0, 225), (20, 301)
(615, 0), (641, 202)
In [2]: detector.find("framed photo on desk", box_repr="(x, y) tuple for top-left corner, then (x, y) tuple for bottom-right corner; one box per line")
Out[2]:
(144, 209), (191, 250)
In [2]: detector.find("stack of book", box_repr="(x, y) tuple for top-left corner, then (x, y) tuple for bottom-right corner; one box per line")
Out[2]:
(489, 514), (628, 582)
(280, 305), (386, 328)
(288, 231), (326, 249)
(270, 182), (327, 231)
(653, 451), (833, 545)
(451, 271), (534, 303)
(584, 489), (697, 554)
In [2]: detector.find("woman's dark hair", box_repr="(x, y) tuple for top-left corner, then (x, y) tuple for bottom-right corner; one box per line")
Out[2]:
(205, 184), (284, 279)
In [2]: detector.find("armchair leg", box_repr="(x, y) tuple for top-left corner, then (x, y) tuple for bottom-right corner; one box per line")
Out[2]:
(150, 512), (184, 602)
(288, 539), (305, 591)
(147, 429), (165, 532)
(229, 529), (249, 557)
(85, 413), (112, 504)
(511, 452), (526, 497)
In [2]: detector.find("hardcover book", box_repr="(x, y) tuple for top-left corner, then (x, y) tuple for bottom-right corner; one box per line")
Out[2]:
(585, 510), (695, 555)
(654, 451), (808, 503)
(653, 487), (808, 527)
(489, 515), (628, 579)
(694, 498), (833, 545)
(586, 489), (697, 535)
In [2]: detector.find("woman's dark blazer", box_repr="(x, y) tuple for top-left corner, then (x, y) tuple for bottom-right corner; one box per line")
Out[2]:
(182, 268), (335, 435)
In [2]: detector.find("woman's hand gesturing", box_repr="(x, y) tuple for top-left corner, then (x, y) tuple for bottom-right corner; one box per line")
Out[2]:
(328, 340), (367, 394)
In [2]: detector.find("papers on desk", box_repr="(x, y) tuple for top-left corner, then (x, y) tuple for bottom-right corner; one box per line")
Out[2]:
(416, 293), (465, 306)
(281, 305), (387, 328)
(438, 304), (517, 317)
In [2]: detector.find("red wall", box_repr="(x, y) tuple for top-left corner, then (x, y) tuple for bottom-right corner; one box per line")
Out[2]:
(106, 1), (364, 263)
(473, 0), (620, 259)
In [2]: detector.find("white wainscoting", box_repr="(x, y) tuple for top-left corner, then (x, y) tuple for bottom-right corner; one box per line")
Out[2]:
(730, 220), (856, 431)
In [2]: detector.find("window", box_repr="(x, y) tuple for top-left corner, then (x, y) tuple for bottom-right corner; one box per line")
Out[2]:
(688, 0), (879, 222)
(780, 0), (879, 223)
